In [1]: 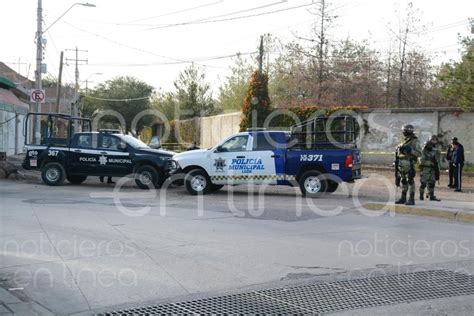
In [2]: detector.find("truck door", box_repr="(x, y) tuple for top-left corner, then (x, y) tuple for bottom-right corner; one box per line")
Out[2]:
(97, 134), (132, 176)
(248, 133), (286, 184)
(210, 134), (250, 184)
(69, 134), (100, 174)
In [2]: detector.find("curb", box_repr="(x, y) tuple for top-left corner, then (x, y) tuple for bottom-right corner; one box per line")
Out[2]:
(363, 203), (474, 224)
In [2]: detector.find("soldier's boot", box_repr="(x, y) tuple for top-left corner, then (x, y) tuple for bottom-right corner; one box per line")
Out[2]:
(419, 188), (424, 201)
(395, 192), (407, 204)
(429, 193), (440, 201)
(405, 193), (415, 205)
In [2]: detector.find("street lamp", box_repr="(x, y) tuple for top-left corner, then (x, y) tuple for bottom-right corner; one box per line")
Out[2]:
(84, 72), (102, 93)
(43, 3), (96, 33)
(33, 0), (95, 143)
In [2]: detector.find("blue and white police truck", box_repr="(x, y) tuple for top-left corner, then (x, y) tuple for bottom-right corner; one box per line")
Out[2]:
(168, 115), (362, 197)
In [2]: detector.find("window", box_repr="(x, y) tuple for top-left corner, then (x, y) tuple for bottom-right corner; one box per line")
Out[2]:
(75, 135), (96, 149)
(252, 134), (276, 151)
(220, 135), (248, 152)
(100, 135), (121, 150)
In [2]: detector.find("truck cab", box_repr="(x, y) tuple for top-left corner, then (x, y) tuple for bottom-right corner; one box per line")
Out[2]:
(169, 115), (362, 197)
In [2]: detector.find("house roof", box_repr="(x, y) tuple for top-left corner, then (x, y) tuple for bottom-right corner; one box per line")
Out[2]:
(0, 87), (29, 114)
(0, 76), (15, 89)
(0, 62), (33, 89)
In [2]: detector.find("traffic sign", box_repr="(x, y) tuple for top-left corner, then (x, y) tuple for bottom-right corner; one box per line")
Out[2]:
(30, 89), (46, 103)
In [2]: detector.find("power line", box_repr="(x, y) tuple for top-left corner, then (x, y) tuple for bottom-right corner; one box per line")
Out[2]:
(123, 0), (225, 24)
(84, 95), (151, 102)
(139, 1), (315, 31)
(62, 21), (229, 69)
(88, 51), (257, 67)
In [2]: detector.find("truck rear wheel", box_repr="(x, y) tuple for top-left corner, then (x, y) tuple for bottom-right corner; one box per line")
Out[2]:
(299, 170), (327, 197)
(185, 169), (211, 195)
(326, 180), (339, 193)
(41, 162), (66, 186)
(67, 174), (87, 184)
(135, 165), (159, 189)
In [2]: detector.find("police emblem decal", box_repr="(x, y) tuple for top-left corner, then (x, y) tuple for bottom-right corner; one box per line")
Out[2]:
(99, 155), (108, 165)
(214, 157), (226, 172)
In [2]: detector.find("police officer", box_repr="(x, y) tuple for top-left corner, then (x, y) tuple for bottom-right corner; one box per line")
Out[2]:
(395, 124), (422, 205)
(446, 138), (456, 188)
(451, 137), (464, 192)
(419, 140), (441, 201)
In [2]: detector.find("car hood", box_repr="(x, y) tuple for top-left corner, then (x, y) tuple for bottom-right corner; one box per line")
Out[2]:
(173, 148), (210, 159)
(136, 147), (176, 157)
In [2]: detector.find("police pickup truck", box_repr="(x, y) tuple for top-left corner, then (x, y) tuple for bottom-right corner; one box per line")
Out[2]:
(22, 113), (174, 188)
(169, 115), (362, 197)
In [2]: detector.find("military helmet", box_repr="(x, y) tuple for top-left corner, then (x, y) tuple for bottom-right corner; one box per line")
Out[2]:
(430, 135), (439, 143)
(402, 124), (415, 136)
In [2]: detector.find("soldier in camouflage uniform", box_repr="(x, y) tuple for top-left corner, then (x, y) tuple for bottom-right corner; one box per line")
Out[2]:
(395, 125), (422, 205)
(419, 139), (441, 201)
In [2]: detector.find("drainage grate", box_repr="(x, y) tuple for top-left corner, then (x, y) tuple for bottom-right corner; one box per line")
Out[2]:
(100, 270), (474, 315)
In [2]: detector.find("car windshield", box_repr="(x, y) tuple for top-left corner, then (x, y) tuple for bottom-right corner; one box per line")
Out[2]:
(117, 134), (149, 149)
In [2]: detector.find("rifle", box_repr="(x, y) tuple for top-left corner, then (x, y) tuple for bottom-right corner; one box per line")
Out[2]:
(395, 150), (401, 187)
(434, 156), (440, 185)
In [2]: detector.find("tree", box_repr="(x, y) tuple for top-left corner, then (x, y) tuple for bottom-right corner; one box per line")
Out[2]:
(239, 71), (272, 131)
(173, 63), (217, 119)
(438, 19), (474, 111)
(151, 90), (177, 120)
(218, 54), (252, 112)
(387, 2), (425, 107)
(87, 76), (154, 133)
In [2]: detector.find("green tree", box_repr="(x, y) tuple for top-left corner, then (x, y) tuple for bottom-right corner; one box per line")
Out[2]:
(438, 19), (474, 111)
(174, 64), (217, 119)
(218, 54), (252, 112)
(239, 71), (272, 131)
(87, 76), (154, 133)
(151, 90), (177, 120)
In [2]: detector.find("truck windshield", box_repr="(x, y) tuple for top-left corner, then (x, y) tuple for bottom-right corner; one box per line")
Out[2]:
(118, 135), (149, 149)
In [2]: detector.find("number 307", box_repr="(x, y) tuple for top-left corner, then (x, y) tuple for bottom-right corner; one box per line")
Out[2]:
(300, 154), (323, 162)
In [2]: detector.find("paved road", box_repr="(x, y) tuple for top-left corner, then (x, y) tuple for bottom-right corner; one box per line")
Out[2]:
(0, 177), (473, 315)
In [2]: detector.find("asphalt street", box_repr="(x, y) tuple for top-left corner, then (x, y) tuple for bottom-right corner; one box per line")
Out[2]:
(0, 175), (473, 315)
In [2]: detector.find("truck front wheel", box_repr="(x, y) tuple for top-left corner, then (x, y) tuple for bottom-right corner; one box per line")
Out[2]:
(185, 169), (211, 195)
(135, 165), (159, 189)
(41, 162), (66, 186)
(299, 170), (327, 197)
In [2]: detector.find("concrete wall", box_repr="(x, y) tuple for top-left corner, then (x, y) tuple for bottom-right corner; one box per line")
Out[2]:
(194, 108), (472, 165)
(0, 111), (25, 156)
(200, 112), (241, 148)
(359, 108), (473, 166)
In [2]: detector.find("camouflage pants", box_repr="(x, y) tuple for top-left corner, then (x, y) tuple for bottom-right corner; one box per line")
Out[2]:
(419, 167), (436, 195)
(398, 160), (416, 195)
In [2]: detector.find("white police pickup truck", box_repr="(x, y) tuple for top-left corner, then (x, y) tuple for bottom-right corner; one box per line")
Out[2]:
(169, 116), (362, 197)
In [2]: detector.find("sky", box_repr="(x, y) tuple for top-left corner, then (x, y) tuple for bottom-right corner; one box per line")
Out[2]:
(1, 0), (472, 94)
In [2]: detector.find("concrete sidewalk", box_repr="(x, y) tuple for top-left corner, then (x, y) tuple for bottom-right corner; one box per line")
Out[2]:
(364, 199), (474, 223)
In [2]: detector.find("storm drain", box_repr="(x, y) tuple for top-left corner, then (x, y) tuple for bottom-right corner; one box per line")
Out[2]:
(100, 270), (474, 315)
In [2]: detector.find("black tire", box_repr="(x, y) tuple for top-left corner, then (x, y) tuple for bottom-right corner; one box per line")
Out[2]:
(210, 184), (224, 192)
(135, 165), (159, 189)
(67, 174), (87, 184)
(185, 169), (211, 195)
(41, 162), (66, 186)
(299, 170), (327, 197)
(326, 180), (339, 193)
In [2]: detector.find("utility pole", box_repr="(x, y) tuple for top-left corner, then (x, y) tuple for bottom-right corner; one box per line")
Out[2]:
(258, 35), (264, 74)
(66, 47), (88, 117)
(34, 0), (44, 144)
(55, 51), (64, 113)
